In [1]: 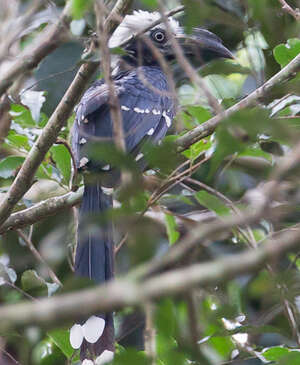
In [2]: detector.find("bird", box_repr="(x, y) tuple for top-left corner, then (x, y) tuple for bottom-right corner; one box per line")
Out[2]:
(70, 9), (233, 365)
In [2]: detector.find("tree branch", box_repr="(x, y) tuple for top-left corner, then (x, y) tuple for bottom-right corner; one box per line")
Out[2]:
(175, 53), (300, 152)
(0, 188), (83, 234)
(0, 2), (72, 98)
(277, 0), (300, 20)
(0, 0), (133, 228)
(0, 225), (299, 329)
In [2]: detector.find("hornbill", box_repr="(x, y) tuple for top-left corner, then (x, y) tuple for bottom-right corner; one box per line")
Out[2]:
(70, 10), (233, 364)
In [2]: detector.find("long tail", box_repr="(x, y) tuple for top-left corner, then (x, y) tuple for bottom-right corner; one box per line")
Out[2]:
(71, 183), (115, 362)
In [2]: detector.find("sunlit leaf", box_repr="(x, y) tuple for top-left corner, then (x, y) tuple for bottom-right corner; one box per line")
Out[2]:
(71, 0), (93, 19)
(263, 346), (289, 361)
(164, 213), (180, 245)
(140, 0), (158, 9)
(274, 38), (300, 68)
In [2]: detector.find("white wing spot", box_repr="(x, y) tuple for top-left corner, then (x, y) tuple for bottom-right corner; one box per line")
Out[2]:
(70, 323), (84, 349)
(147, 128), (155, 136)
(163, 111), (172, 128)
(95, 350), (114, 365)
(121, 105), (130, 111)
(79, 157), (89, 168)
(82, 316), (105, 344)
(102, 187), (114, 196)
(134, 107), (145, 113)
(82, 360), (94, 365)
(135, 153), (144, 161)
(102, 164), (110, 171)
(152, 109), (161, 115)
(83, 118), (89, 124)
(79, 138), (87, 145)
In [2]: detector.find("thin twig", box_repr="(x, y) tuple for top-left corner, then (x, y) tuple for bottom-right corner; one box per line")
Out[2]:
(277, 0), (300, 20)
(4, 280), (37, 302)
(17, 230), (62, 286)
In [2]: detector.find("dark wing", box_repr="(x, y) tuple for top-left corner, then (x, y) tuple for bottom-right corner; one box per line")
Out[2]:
(72, 66), (175, 171)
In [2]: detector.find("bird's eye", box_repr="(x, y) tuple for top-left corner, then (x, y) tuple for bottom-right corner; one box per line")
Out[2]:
(152, 29), (166, 43)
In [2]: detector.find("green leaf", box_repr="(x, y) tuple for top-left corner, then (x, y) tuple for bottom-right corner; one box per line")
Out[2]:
(51, 144), (71, 185)
(263, 346), (289, 361)
(0, 156), (25, 179)
(140, 0), (158, 9)
(182, 139), (212, 161)
(155, 299), (176, 338)
(196, 191), (230, 216)
(10, 104), (36, 127)
(185, 105), (212, 125)
(209, 108), (272, 175)
(21, 270), (46, 292)
(164, 213), (180, 245)
(274, 38), (300, 68)
(114, 349), (150, 365)
(48, 329), (76, 360)
(6, 131), (31, 151)
(71, 0), (93, 19)
(32, 339), (65, 365)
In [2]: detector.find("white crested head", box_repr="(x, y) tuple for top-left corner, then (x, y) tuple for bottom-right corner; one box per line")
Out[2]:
(109, 10), (180, 48)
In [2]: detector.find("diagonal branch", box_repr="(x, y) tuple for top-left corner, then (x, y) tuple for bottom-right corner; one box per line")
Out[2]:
(175, 53), (300, 152)
(0, 0), (133, 228)
(0, 2), (72, 98)
(277, 0), (300, 20)
(0, 224), (299, 328)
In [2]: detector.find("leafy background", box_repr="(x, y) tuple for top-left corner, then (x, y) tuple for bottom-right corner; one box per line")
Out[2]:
(0, 0), (300, 364)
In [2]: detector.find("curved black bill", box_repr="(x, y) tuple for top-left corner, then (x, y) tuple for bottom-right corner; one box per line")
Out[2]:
(178, 28), (234, 64)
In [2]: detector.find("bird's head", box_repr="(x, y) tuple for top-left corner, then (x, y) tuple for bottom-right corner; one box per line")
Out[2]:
(109, 10), (233, 68)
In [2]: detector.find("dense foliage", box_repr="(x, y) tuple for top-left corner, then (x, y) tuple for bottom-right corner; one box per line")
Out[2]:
(0, 0), (300, 364)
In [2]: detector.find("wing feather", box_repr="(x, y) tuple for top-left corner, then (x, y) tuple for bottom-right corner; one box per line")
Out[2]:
(72, 66), (175, 170)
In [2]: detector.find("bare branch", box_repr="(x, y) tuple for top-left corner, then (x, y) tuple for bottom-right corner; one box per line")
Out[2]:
(0, 225), (300, 328)
(277, 0), (300, 20)
(0, 188), (83, 234)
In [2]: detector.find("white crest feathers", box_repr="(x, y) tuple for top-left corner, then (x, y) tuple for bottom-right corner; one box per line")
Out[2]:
(109, 10), (180, 48)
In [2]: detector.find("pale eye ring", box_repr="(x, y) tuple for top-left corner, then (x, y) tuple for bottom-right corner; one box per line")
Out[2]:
(152, 30), (166, 43)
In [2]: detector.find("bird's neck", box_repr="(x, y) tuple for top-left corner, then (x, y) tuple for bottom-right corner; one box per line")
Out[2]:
(112, 57), (161, 75)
